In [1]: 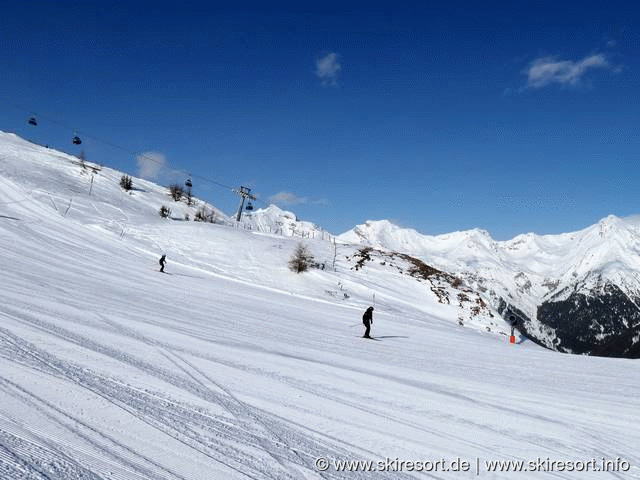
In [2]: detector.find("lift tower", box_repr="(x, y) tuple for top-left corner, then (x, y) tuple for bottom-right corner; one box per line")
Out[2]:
(234, 186), (256, 222)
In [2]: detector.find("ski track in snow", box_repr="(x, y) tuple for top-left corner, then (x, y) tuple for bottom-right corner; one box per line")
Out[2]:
(4, 304), (522, 460)
(0, 316), (415, 480)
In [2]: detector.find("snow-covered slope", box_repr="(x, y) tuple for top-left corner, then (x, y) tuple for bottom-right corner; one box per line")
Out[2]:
(243, 204), (332, 240)
(339, 217), (640, 356)
(0, 132), (232, 229)
(1, 131), (640, 479)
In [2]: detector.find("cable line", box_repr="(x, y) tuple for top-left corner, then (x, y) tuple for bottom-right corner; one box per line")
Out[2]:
(5, 102), (259, 202)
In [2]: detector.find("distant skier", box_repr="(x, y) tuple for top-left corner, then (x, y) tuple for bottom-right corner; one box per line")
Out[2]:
(509, 315), (517, 337)
(362, 306), (374, 338)
(508, 314), (518, 343)
(159, 254), (166, 273)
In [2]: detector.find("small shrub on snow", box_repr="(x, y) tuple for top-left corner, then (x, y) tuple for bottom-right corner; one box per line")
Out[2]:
(120, 175), (133, 191)
(194, 207), (208, 222)
(169, 184), (184, 202)
(194, 206), (215, 223)
(159, 205), (171, 218)
(289, 243), (314, 273)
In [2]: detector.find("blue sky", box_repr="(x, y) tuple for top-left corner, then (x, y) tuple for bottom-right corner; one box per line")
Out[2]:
(1, 2), (637, 239)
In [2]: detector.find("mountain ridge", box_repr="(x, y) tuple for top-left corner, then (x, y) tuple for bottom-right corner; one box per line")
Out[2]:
(339, 216), (640, 357)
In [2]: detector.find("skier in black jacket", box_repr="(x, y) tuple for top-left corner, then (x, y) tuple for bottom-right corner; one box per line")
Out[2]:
(362, 306), (374, 338)
(159, 254), (166, 273)
(508, 315), (517, 337)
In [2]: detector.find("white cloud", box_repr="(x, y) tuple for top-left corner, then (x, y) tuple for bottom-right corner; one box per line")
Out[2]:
(524, 54), (610, 89)
(137, 151), (167, 180)
(315, 52), (341, 86)
(269, 191), (308, 206)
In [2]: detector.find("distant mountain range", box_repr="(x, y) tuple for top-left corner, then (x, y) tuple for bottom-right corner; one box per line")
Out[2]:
(338, 218), (640, 358)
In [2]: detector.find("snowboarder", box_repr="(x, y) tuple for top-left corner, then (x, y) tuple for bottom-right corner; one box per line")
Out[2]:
(159, 254), (166, 273)
(362, 306), (374, 338)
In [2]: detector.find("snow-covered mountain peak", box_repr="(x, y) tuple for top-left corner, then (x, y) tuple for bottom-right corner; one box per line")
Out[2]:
(338, 219), (426, 251)
(339, 220), (498, 254)
(590, 214), (628, 240)
(464, 227), (493, 239)
(242, 203), (330, 239)
(341, 214), (640, 284)
(255, 204), (297, 220)
(348, 219), (410, 237)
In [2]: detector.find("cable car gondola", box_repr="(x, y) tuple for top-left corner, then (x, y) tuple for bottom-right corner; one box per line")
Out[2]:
(185, 178), (192, 188)
(28, 116), (37, 126)
(72, 135), (82, 145)
(245, 202), (254, 211)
